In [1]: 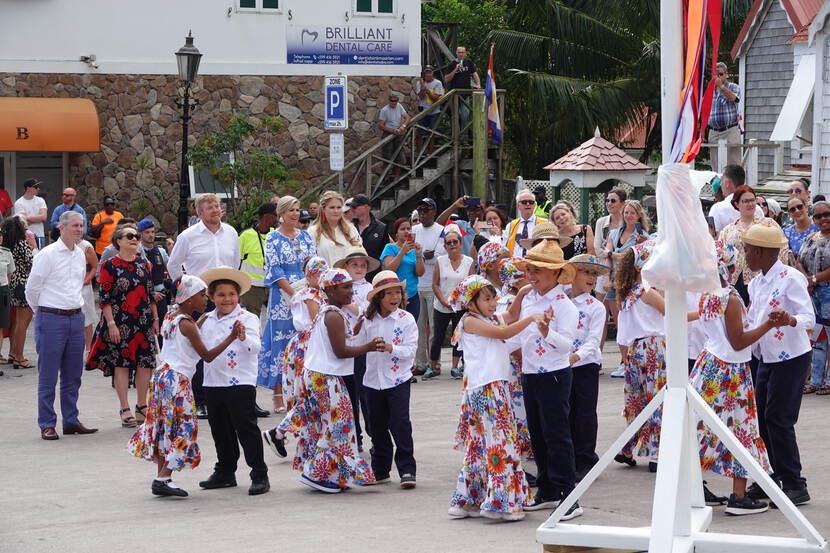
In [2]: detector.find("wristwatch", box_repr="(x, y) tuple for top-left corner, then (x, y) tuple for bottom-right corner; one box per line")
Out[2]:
(812, 275), (817, 286)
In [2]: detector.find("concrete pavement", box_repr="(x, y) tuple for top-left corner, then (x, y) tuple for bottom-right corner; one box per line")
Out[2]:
(1, 334), (828, 553)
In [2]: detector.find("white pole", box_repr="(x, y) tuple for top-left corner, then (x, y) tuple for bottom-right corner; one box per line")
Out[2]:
(649, 2), (690, 552)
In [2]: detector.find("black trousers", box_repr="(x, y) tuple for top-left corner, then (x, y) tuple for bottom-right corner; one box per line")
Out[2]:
(430, 309), (462, 361)
(755, 351), (810, 490)
(523, 369), (575, 500)
(366, 381), (416, 478)
(205, 385), (268, 481)
(569, 363), (600, 471)
(190, 300), (215, 408)
(353, 353), (371, 439)
(342, 374), (364, 446)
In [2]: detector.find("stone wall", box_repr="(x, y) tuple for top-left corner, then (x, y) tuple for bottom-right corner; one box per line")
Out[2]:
(0, 73), (417, 233)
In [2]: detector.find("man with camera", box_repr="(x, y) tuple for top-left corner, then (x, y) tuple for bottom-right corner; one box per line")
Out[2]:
(708, 61), (741, 171)
(443, 46), (481, 139)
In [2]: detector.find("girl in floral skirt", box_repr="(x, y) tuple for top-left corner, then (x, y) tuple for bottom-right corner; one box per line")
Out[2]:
(690, 240), (786, 515)
(262, 256), (328, 459)
(284, 268), (385, 493)
(613, 241), (666, 471)
(127, 275), (245, 498)
(447, 275), (544, 521)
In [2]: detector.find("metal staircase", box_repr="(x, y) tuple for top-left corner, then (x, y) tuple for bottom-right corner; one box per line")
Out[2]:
(302, 88), (505, 220)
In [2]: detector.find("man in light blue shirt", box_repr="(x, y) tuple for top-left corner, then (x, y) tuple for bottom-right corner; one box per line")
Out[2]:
(50, 188), (87, 235)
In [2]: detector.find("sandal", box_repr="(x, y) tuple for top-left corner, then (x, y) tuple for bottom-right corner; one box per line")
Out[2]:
(9, 355), (34, 369)
(803, 384), (818, 394)
(272, 393), (286, 413)
(120, 407), (137, 428)
(816, 386), (830, 396)
(134, 404), (148, 423)
(0, 356), (9, 365)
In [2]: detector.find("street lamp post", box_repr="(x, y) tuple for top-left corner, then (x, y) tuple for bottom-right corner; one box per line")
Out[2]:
(174, 31), (202, 232)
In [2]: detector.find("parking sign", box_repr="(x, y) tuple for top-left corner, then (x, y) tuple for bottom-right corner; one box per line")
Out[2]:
(324, 76), (348, 130)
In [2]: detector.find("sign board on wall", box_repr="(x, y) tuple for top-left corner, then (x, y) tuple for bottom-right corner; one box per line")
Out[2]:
(287, 25), (409, 65)
(324, 76), (348, 130)
(330, 133), (344, 171)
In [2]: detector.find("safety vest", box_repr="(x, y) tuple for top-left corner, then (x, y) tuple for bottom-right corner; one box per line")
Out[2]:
(534, 200), (552, 218)
(238, 227), (269, 284)
(504, 215), (548, 256)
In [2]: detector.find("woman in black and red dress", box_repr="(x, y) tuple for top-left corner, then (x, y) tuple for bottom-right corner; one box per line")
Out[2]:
(85, 224), (159, 428)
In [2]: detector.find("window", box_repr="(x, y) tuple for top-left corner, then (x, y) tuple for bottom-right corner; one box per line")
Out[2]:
(354, 0), (394, 15)
(189, 152), (237, 199)
(238, 0), (279, 12)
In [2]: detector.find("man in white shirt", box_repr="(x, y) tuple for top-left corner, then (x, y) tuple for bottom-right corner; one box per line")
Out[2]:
(14, 178), (48, 247)
(744, 225), (812, 505)
(167, 193), (241, 417)
(503, 189), (548, 256)
(508, 240), (581, 519)
(410, 198), (445, 375)
(26, 211), (98, 440)
(709, 165), (763, 233)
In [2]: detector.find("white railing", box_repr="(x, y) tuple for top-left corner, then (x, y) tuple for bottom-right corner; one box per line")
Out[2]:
(701, 138), (786, 184)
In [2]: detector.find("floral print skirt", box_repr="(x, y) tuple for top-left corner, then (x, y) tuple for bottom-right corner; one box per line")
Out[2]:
(450, 380), (534, 515)
(283, 370), (375, 488)
(508, 354), (532, 460)
(690, 350), (771, 479)
(127, 364), (200, 471)
(621, 336), (666, 460)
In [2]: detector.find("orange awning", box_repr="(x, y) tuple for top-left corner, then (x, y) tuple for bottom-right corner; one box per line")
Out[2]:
(0, 98), (100, 152)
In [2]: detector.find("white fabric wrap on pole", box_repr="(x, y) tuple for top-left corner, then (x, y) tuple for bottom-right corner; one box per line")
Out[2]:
(642, 162), (719, 293)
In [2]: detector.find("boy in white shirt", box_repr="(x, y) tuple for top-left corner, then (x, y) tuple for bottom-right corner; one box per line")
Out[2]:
(508, 239), (581, 520)
(336, 246), (380, 450)
(567, 255), (609, 482)
(197, 267), (268, 496)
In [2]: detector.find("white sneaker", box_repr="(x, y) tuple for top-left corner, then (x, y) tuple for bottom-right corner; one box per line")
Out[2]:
(448, 505), (481, 518)
(610, 365), (626, 378)
(502, 511), (525, 522)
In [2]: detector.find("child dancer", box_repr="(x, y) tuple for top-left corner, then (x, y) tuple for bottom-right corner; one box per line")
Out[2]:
(567, 254), (609, 481)
(262, 256), (328, 458)
(612, 241), (665, 472)
(507, 239), (581, 519)
(691, 240), (783, 515)
(127, 275), (244, 497)
(197, 267), (269, 496)
(354, 270), (418, 488)
(335, 246), (380, 450)
(447, 275), (543, 521)
(286, 268), (384, 493)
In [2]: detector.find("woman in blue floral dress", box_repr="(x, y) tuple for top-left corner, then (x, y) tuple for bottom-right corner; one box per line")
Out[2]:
(782, 196), (818, 257)
(257, 196), (316, 411)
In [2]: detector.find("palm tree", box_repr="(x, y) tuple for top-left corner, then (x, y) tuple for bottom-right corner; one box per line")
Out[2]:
(489, 0), (752, 177)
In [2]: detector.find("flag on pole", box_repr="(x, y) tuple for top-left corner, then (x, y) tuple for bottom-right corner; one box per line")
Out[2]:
(485, 43), (502, 145)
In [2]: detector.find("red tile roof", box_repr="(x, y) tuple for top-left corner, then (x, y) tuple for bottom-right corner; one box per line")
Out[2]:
(543, 135), (650, 172)
(732, 0), (823, 58)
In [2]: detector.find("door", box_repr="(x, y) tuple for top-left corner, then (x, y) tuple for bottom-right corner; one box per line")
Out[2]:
(15, 151), (64, 234)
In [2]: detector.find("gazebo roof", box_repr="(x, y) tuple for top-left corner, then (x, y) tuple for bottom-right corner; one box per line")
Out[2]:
(544, 129), (650, 172)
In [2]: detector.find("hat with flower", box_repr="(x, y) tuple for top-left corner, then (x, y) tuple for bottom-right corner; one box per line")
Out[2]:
(714, 239), (738, 283)
(477, 241), (509, 272)
(321, 268), (353, 288)
(449, 274), (493, 311)
(304, 256), (329, 277)
(632, 240), (656, 269)
(175, 275), (207, 305)
(498, 257), (525, 289)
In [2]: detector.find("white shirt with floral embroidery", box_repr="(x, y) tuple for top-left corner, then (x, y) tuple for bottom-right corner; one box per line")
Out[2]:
(357, 307), (418, 389)
(202, 306), (261, 387)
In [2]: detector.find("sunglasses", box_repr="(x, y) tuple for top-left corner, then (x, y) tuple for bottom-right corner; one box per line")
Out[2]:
(416, 206), (433, 212)
(518, 200), (535, 205)
(814, 212), (830, 220)
(757, 201), (767, 207)
(787, 188), (803, 195)
(104, 202), (115, 206)
(717, 72), (724, 77)
(605, 198), (618, 203)
(389, 98), (398, 102)
(121, 232), (139, 241)
(445, 239), (460, 246)
(788, 204), (805, 214)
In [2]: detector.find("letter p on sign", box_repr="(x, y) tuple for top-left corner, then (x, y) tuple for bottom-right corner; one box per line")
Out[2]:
(324, 75), (348, 130)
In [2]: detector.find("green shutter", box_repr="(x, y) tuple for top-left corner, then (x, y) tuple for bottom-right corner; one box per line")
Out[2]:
(356, 0), (372, 12)
(263, 0), (278, 8)
(239, 0), (255, 7)
(378, 0), (393, 12)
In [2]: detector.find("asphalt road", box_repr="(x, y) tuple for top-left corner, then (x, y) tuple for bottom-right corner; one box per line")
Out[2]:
(1, 337), (828, 553)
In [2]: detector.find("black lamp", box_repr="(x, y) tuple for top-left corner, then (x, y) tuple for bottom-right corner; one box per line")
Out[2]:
(174, 31), (202, 232)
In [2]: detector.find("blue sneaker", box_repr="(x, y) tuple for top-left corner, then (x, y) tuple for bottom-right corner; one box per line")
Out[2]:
(451, 368), (462, 379)
(423, 368), (438, 380)
(300, 474), (342, 493)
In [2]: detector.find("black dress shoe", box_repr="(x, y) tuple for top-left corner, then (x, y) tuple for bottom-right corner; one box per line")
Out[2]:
(199, 472), (237, 489)
(254, 403), (270, 418)
(614, 454), (637, 467)
(152, 479), (188, 497)
(63, 423), (98, 435)
(248, 478), (271, 495)
(648, 461), (658, 473)
(770, 486), (810, 508)
(196, 405), (208, 419)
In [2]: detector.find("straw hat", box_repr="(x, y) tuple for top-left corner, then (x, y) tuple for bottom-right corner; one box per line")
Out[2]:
(570, 254), (610, 274)
(741, 225), (788, 249)
(515, 239), (577, 284)
(199, 266), (252, 295)
(366, 270), (407, 302)
(518, 222), (573, 250)
(334, 246), (381, 272)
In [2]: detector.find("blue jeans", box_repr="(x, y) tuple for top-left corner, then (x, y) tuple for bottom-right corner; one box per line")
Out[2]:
(810, 285), (830, 386)
(35, 310), (85, 429)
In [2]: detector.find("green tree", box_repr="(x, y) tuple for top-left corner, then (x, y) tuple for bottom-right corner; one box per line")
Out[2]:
(488, 0), (753, 178)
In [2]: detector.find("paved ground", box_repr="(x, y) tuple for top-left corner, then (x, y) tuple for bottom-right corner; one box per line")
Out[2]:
(1, 333), (828, 553)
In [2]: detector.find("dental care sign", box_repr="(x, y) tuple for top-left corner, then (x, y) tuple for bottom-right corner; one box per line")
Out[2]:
(287, 25), (409, 66)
